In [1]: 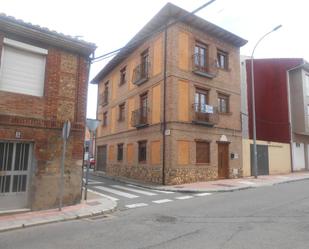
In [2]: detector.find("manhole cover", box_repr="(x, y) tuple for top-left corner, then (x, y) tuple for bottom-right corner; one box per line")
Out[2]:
(155, 215), (177, 223)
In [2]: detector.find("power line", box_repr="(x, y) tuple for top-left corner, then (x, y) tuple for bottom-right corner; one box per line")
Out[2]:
(91, 0), (216, 63)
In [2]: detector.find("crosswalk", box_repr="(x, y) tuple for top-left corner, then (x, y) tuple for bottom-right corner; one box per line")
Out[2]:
(86, 178), (213, 210)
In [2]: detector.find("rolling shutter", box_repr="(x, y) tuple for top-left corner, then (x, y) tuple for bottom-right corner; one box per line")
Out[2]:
(0, 38), (47, 97)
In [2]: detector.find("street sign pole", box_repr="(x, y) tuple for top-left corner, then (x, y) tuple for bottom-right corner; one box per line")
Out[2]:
(59, 121), (71, 211)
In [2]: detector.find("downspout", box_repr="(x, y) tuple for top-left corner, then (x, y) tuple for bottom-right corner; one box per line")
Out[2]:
(162, 24), (168, 185)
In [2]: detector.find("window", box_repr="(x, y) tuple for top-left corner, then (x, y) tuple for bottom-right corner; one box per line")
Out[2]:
(118, 103), (125, 122)
(119, 66), (126, 85)
(103, 112), (108, 126)
(117, 144), (124, 161)
(195, 89), (208, 112)
(196, 141), (210, 164)
(217, 50), (228, 70)
(218, 93), (229, 113)
(138, 140), (147, 162)
(0, 38), (47, 96)
(194, 42), (208, 71)
(103, 81), (109, 105)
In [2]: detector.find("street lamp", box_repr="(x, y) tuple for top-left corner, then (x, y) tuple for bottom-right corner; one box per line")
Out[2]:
(251, 25), (282, 178)
(84, 118), (100, 200)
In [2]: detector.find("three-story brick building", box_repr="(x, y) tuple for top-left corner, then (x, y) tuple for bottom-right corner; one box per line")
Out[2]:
(92, 3), (247, 185)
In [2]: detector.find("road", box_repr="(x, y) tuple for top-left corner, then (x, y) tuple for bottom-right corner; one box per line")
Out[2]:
(1, 178), (309, 249)
(85, 173), (213, 210)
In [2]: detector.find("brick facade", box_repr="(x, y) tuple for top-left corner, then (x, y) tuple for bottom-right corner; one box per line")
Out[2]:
(0, 16), (95, 210)
(94, 4), (246, 185)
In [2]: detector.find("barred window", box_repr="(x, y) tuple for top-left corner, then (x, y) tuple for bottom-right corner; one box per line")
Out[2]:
(138, 140), (147, 162)
(117, 144), (124, 161)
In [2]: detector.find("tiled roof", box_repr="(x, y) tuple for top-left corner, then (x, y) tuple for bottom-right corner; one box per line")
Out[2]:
(0, 13), (96, 55)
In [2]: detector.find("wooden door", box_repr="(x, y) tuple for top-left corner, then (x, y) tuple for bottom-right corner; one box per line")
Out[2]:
(218, 143), (229, 179)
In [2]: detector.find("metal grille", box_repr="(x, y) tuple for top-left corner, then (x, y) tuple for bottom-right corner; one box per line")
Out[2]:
(0, 142), (31, 194)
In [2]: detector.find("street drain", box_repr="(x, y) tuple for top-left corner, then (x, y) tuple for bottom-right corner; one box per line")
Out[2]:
(155, 215), (177, 223)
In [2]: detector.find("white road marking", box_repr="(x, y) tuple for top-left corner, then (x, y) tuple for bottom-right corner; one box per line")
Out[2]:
(126, 184), (174, 194)
(152, 199), (173, 204)
(149, 189), (174, 194)
(194, 193), (212, 197)
(88, 181), (103, 185)
(94, 186), (139, 199)
(112, 185), (157, 196)
(239, 181), (256, 185)
(125, 203), (148, 209)
(87, 189), (119, 201)
(175, 195), (193, 200)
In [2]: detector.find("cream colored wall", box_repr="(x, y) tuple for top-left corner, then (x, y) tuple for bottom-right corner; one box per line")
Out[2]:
(242, 139), (291, 177)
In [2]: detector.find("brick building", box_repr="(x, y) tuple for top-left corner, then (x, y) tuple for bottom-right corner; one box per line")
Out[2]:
(92, 3), (247, 185)
(0, 14), (96, 211)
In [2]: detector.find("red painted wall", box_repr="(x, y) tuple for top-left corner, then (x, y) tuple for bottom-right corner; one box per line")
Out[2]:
(246, 58), (303, 143)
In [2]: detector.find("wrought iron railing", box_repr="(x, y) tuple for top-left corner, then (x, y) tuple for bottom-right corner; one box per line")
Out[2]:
(131, 107), (149, 127)
(132, 62), (150, 85)
(192, 103), (219, 126)
(192, 54), (218, 78)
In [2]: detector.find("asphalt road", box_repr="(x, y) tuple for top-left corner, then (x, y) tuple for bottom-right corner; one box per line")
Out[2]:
(1, 179), (309, 249)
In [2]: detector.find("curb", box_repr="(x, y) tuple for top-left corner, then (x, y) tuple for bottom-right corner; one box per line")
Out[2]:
(93, 171), (309, 193)
(0, 200), (117, 233)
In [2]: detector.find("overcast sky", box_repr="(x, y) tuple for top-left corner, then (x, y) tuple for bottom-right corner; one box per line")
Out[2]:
(2, 0), (309, 118)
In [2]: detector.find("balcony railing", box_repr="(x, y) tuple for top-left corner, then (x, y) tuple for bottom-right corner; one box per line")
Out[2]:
(132, 62), (150, 85)
(192, 103), (219, 126)
(192, 54), (218, 78)
(131, 107), (149, 128)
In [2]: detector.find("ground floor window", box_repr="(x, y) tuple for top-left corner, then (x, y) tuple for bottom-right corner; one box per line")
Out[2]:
(117, 143), (124, 161)
(138, 140), (147, 162)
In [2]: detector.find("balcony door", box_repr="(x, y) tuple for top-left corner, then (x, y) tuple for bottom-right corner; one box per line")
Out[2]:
(141, 50), (149, 78)
(140, 93), (148, 124)
(194, 42), (208, 71)
(195, 89), (208, 112)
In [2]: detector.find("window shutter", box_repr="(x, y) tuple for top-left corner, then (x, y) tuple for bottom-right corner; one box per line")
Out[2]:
(0, 44), (46, 96)
(196, 141), (210, 163)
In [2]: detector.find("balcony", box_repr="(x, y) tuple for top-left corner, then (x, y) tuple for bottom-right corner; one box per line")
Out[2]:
(131, 107), (149, 128)
(192, 54), (218, 78)
(192, 103), (219, 127)
(132, 62), (150, 86)
(100, 91), (108, 106)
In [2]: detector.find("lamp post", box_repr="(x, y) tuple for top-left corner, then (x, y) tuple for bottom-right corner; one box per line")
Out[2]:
(251, 25), (282, 178)
(84, 118), (100, 200)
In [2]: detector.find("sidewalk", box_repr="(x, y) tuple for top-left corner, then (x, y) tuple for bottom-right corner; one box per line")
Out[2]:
(0, 190), (117, 233)
(95, 171), (309, 193)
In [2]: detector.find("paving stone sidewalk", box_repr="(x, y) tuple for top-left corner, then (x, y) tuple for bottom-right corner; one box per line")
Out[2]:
(0, 191), (117, 233)
(95, 171), (309, 193)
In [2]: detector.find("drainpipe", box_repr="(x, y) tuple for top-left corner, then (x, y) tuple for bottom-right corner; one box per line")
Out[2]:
(162, 24), (168, 185)
(286, 61), (306, 173)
